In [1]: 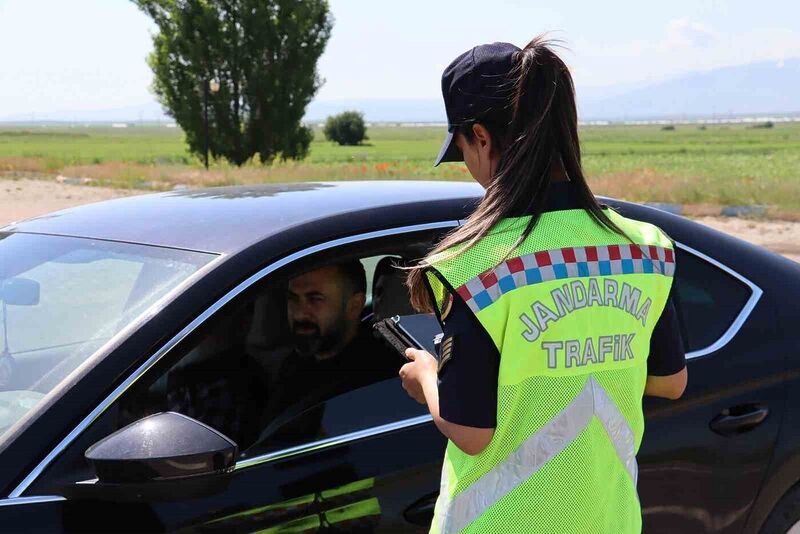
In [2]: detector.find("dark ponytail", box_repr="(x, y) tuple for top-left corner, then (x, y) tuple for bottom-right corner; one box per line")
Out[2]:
(408, 35), (629, 311)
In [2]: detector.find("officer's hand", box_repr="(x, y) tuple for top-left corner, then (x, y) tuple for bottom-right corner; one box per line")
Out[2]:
(399, 348), (438, 404)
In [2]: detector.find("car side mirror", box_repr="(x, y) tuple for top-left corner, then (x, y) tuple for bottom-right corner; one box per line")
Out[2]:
(0, 278), (40, 306)
(64, 412), (237, 502)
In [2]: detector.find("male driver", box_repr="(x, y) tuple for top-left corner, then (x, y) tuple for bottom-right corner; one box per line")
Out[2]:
(288, 261), (369, 364)
(260, 260), (398, 442)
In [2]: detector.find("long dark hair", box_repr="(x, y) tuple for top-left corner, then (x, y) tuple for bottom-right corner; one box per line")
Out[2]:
(408, 36), (629, 311)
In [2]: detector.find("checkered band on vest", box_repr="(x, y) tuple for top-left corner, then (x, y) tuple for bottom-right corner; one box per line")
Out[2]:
(455, 244), (675, 313)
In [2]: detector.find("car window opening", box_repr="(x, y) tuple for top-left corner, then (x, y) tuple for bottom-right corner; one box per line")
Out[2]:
(116, 253), (433, 457)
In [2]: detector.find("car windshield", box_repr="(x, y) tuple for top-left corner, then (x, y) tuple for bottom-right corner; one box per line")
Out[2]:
(0, 232), (215, 440)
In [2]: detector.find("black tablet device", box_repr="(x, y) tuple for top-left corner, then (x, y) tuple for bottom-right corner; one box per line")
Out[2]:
(373, 314), (442, 360)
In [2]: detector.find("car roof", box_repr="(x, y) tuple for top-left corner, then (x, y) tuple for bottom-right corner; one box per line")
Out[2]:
(2, 181), (484, 254)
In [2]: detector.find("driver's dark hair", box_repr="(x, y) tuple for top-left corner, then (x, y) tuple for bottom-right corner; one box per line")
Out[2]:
(336, 260), (366, 296)
(407, 35), (630, 311)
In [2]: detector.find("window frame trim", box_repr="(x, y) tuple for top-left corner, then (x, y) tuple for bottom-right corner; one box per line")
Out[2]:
(235, 242), (763, 471)
(677, 242), (763, 359)
(8, 220), (459, 499)
(236, 414), (433, 470)
(0, 495), (66, 507)
(8, 231), (761, 499)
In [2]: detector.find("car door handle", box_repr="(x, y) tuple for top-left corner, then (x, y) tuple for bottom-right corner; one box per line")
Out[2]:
(710, 404), (769, 436)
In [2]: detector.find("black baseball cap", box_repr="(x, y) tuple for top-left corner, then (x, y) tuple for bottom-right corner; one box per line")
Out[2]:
(434, 42), (521, 166)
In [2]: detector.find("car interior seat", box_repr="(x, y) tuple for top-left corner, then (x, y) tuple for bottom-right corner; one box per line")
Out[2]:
(246, 283), (290, 353)
(371, 256), (416, 321)
(147, 299), (255, 397)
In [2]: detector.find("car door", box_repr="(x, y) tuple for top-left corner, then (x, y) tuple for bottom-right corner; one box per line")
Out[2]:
(0, 496), (68, 533)
(637, 238), (783, 534)
(15, 222), (454, 533)
(172, 378), (447, 533)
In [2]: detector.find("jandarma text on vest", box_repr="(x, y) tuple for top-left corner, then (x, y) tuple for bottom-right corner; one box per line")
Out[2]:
(519, 277), (652, 368)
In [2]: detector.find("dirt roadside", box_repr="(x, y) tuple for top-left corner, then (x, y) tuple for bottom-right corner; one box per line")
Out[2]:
(692, 217), (800, 263)
(1, 178), (798, 263)
(0, 178), (139, 226)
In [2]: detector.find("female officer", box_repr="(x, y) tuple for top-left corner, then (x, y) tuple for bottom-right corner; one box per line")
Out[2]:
(399, 37), (688, 534)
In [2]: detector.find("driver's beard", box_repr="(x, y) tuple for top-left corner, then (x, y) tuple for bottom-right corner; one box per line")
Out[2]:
(292, 312), (350, 359)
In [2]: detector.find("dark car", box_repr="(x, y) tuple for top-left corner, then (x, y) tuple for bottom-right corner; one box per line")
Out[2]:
(0, 181), (799, 533)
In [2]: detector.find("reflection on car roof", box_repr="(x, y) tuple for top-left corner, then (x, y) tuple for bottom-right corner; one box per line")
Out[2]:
(3, 181), (483, 254)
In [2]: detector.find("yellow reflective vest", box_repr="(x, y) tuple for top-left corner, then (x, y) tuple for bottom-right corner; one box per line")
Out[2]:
(425, 208), (675, 534)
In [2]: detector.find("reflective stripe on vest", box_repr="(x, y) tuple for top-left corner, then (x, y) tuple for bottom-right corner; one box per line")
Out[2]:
(433, 376), (636, 534)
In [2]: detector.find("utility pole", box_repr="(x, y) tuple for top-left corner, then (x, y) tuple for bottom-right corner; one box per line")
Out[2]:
(203, 79), (220, 170)
(203, 79), (209, 170)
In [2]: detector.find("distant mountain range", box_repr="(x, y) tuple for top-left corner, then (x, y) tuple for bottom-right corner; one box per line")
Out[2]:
(2, 59), (798, 123)
(579, 58), (800, 120)
(304, 98), (445, 123)
(0, 102), (171, 124)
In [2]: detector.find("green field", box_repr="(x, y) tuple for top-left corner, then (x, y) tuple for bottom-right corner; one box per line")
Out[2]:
(1, 122), (799, 214)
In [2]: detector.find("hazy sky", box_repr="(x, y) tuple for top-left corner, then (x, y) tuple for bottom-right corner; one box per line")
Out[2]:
(1, 0), (798, 117)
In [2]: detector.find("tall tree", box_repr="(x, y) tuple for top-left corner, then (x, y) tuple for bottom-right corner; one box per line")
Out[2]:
(135, 0), (333, 166)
